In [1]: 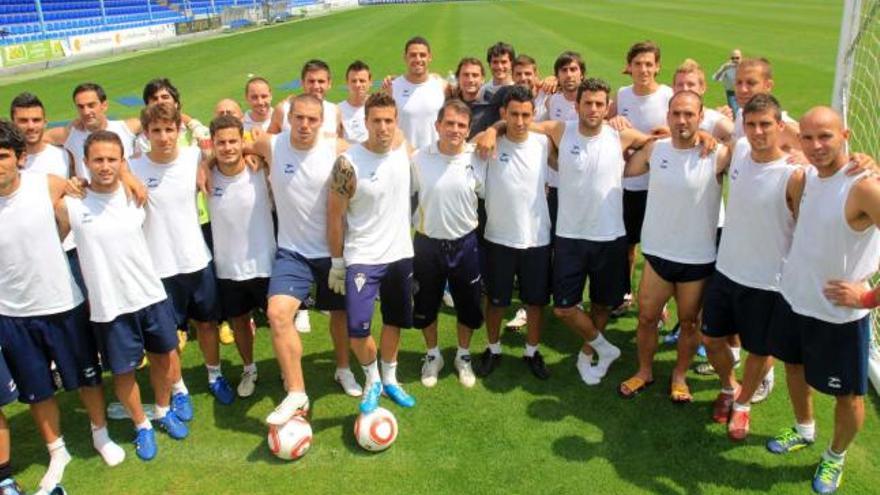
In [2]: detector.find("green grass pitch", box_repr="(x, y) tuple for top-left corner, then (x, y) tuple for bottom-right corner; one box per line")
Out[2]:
(1, 1), (878, 493)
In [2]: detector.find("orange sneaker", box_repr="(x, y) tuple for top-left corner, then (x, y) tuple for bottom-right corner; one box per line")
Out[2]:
(712, 391), (734, 423)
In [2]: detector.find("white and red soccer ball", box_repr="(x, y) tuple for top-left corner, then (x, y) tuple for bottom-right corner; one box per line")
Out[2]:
(354, 407), (398, 452)
(267, 416), (312, 461)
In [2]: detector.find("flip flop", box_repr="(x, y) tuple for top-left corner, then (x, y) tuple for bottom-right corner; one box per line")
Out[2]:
(669, 381), (693, 404)
(618, 376), (655, 399)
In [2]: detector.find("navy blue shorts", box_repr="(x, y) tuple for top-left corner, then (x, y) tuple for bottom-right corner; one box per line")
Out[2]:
(547, 187), (558, 240)
(161, 264), (221, 327)
(413, 231), (483, 330)
(346, 258), (414, 338)
(0, 304), (101, 404)
(218, 277), (269, 318)
(702, 270), (779, 356)
(623, 189), (647, 245)
(0, 354), (18, 406)
(267, 249), (344, 311)
(485, 241), (551, 307)
(644, 254), (714, 284)
(553, 235), (628, 309)
(66, 248), (87, 298)
(769, 297), (871, 396)
(93, 300), (179, 375)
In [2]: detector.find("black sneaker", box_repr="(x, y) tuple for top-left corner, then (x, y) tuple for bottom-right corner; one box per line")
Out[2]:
(523, 350), (550, 380)
(476, 348), (502, 377)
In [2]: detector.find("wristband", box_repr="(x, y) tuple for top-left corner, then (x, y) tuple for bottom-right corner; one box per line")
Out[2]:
(859, 288), (879, 309)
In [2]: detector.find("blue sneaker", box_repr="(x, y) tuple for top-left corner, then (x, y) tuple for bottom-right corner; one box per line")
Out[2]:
(209, 376), (235, 405)
(0, 478), (25, 495)
(359, 381), (383, 414)
(812, 457), (844, 494)
(767, 427), (814, 454)
(383, 383), (416, 408)
(696, 344), (707, 359)
(134, 427), (157, 461)
(171, 392), (193, 422)
(156, 412), (189, 440)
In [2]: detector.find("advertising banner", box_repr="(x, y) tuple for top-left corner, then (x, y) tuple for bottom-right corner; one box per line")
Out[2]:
(0, 39), (66, 67)
(67, 24), (175, 55)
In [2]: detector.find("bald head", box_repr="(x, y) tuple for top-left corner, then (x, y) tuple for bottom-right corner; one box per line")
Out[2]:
(731, 49), (742, 60)
(799, 106), (849, 169)
(800, 106), (844, 131)
(214, 98), (243, 119)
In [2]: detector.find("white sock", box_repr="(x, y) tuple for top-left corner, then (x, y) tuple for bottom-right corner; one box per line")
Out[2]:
(796, 421), (816, 441)
(426, 347), (441, 359)
(135, 419), (152, 431)
(154, 405), (170, 420)
(456, 347), (470, 360)
(588, 333), (613, 354)
(243, 363), (257, 375)
(487, 342), (502, 355)
(40, 438), (71, 491)
(171, 379), (188, 396)
(91, 423), (125, 467)
(823, 447), (846, 463)
(362, 360), (380, 385)
(721, 386), (737, 395)
(732, 402), (751, 413)
(578, 351), (594, 368)
(524, 344), (538, 358)
(206, 364), (222, 384)
(380, 360), (398, 386)
(730, 346), (742, 362)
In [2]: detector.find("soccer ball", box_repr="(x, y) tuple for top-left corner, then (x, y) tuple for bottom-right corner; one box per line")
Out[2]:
(354, 407), (398, 452)
(267, 417), (312, 460)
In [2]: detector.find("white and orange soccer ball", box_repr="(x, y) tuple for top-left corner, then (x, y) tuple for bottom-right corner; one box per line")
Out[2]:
(267, 416), (312, 461)
(354, 407), (398, 452)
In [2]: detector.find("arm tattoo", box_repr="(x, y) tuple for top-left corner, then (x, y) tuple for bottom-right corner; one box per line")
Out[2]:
(331, 155), (355, 197)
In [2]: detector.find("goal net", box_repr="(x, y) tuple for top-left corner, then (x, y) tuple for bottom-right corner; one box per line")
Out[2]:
(832, 0), (880, 394)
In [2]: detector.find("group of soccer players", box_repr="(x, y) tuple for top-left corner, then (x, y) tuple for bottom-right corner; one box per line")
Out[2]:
(0, 36), (878, 494)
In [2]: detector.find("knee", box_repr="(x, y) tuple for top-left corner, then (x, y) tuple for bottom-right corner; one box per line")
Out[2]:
(637, 310), (661, 329)
(702, 335), (726, 351)
(553, 305), (576, 320)
(266, 302), (294, 331)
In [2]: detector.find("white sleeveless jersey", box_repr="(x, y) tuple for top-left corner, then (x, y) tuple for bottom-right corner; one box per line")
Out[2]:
(640, 139), (722, 264)
(484, 132), (551, 248)
(545, 92), (578, 188)
(65, 120), (136, 181)
(391, 75), (446, 150)
(65, 187), (166, 322)
(129, 147), (211, 278)
(24, 144), (76, 251)
(781, 168), (880, 323)
(281, 99), (339, 139)
(343, 144), (415, 265)
(716, 145), (796, 290)
(338, 100), (367, 144)
(733, 108), (797, 141)
(556, 123), (626, 241)
(0, 173), (84, 317)
(243, 108), (273, 133)
(270, 133), (337, 258)
(616, 84), (673, 191)
(533, 91), (549, 122)
(700, 108), (726, 134)
(209, 167), (276, 280)
(412, 143), (485, 240)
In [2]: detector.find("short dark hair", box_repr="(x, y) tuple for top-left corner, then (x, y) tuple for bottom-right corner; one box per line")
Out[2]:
(209, 115), (244, 138)
(502, 85), (534, 109)
(72, 82), (107, 103)
(288, 93), (323, 118)
(0, 119), (26, 158)
(84, 130), (124, 159)
(576, 78), (612, 104)
(140, 102), (181, 130)
(364, 92), (397, 119)
(404, 36), (431, 54)
(142, 78), (181, 107)
(244, 76), (271, 96)
(10, 92), (44, 119)
(513, 54), (537, 69)
(669, 90), (704, 111)
(346, 60), (372, 79)
(455, 57), (484, 78)
(486, 41), (515, 64)
(553, 51), (586, 77)
(301, 59), (331, 81)
(743, 93), (782, 122)
(436, 99), (472, 125)
(626, 40), (661, 64)
(738, 57), (773, 80)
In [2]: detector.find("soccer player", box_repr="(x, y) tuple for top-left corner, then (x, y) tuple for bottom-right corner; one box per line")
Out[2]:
(728, 58), (798, 147)
(672, 59), (734, 143)
(327, 92), (417, 413)
(476, 41), (515, 103)
(243, 76), (274, 133)
(269, 59), (343, 142)
(138, 78), (211, 152)
(128, 103), (233, 410)
(390, 36), (448, 149)
(618, 91), (723, 401)
(412, 99), (485, 388)
(767, 107), (879, 494)
(10, 93), (73, 178)
(451, 57), (485, 105)
(250, 94), (361, 425)
(207, 115), (276, 399)
(472, 86), (553, 380)
(0, 120), (124, 492)
(545, 51), (584, 122)
(214, 99), (243, 120)
(339, 60), (371, 144)
(56, 131), (188, 460)
(513, 54), (548, 122)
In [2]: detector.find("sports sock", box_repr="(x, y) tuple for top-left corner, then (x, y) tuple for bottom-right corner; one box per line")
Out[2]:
(577, 351), (594, 367)
(796, 421), (816, 441)
(721, 386), (737, 395)
(823, 447), (846, 463)
(426, 347), (441, 359)
(730, 346), (742, 362)
(40, 437), (71, 491)
(380, 360), (399, 386)
(135, 419), (152, 431)
(456, 347), (470, 360)
(488, 342), (502, 355)
(524, 344), (538, 358)
(362, 360), (381, 385)
(588, 333), (614, 354)
(91, 423), (125, 466)
(154, 405), (170, 420)
(171, 379), (189, 396)
(732, 402), (751, 413)
(206, 364), (222, 384)
(243, 363), (257, 375)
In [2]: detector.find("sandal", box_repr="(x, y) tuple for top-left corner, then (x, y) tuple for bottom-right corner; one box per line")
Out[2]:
(669, 381), (693, 403)
(618, 376), (654, 399)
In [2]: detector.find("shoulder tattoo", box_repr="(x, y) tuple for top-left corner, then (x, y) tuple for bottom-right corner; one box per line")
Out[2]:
(331, 155), (355, 197)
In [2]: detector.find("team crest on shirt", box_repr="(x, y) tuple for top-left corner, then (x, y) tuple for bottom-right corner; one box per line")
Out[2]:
(354, 272), (367, 293)
(145, 177), (160, 189)
(827, 376), (842, 389)
(498, 153), (511, 164)
(212, 186), (225, 197)
(620, 108), (630, 117)
(402, 88), (412, 97)
(659, 158), (669, 169)
(81, 212), (93, 224)
(730, 168), (739, 181)
(284, 163), (298, 175)
(6, 379), (16, 394)
(569, 144), (581, 155)
(368, 171), (379, 182)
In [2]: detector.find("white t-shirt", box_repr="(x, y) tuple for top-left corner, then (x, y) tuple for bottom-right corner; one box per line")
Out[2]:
(391, 75), (446, 150)
(65, 120), (136, 181)
(616, 84), (674, 191)
(243, 108), (274, 133)
(338, 100), (367, 144)
(412, 143), (485, 240)
(23, 144), (70, 178)
(65, 186), (166, 323)
(281, 99), (339, 140)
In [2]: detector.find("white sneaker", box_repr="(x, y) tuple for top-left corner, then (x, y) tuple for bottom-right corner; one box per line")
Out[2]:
(295, 309), (311, 333)
(577, 354), (600, 385)
(420, 354), (444, 387)
(751, 367), (775, 404)
(442, 290), (455, 308)
(505, 307), (527, 328)
(237, 370), (258, 398)
(334, 368), (363, 397)
(265, 394), (310, 426)
(593, 344), (621, 379)
(454, 355), (476, 388)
